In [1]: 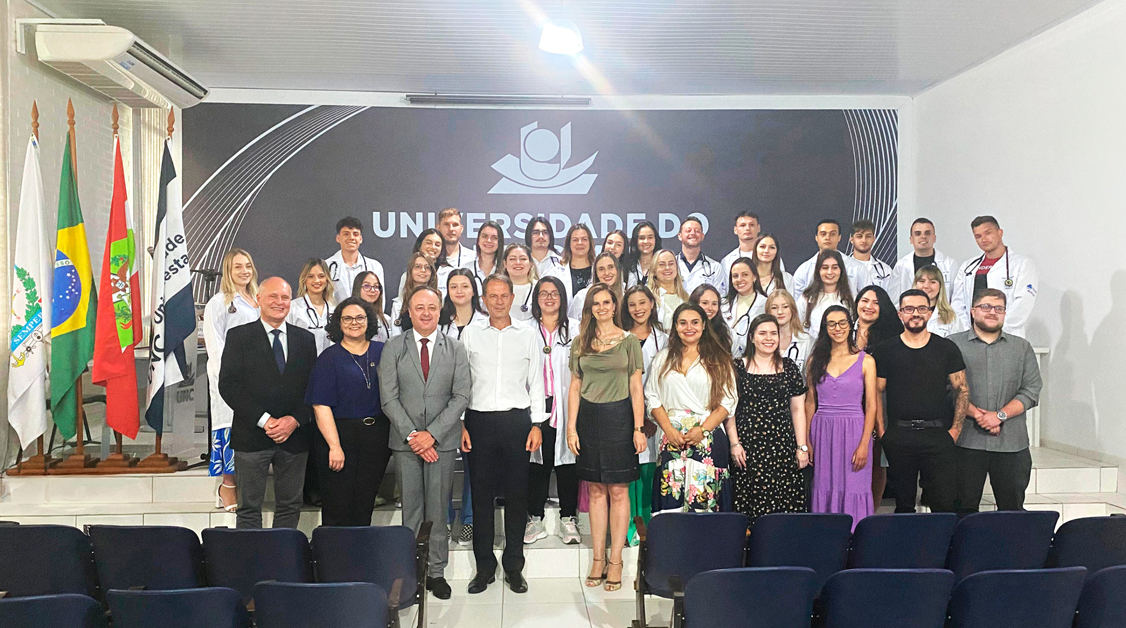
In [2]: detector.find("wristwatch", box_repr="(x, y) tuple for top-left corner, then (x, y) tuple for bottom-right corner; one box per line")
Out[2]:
(797, 444), (809, 453)
(996, 410), (1008, 422)
(635, 427), (646, 433)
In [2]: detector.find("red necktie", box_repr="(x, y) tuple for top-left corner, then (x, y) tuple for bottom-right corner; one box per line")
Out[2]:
(420, 338), (430, 381)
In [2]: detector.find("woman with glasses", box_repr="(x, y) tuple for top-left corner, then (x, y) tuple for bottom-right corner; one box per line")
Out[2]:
(288, 258), (336, 355)
(390, 253), (438, 336)
(570, 252), (624, 320)
(797, 249), (854, 339)
(914, 265), (966, 337)
(398, 228), (448, 296)
(305, 297), (391, 526)
(526, 216), (562, 277)
(722, 257), (767, 357)
(501, 243), (540, 323)
(805, 306), (878, 529)
(625, 221), (661, 288)
(351, 271), (391, 342)
(648, 249), (689, 329)
(689, 284), (733, 350)
(471, 221), (505, 290)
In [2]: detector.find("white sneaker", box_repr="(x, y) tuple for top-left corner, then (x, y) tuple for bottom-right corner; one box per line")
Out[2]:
(560, 516), (581, 545)
(523, 516), (547, 544)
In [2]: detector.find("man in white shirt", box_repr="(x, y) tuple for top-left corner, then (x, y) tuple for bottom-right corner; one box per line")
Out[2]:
(792, 219), (871, 297)
(325, 216), (385, 299)
(460, 274), (545, 595)
(676, 216), (725, 294)
(951, 215), (1038, 338)
(437, 207), (476, 270)
(525, 215), (562, 277)
(889, 217), (958, 304)
(849, 219), (895, 292)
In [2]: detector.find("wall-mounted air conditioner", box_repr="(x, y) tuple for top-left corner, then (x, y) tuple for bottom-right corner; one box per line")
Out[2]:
(30, 21), (208, 109)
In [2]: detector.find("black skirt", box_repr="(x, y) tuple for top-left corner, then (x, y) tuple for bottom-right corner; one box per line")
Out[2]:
(576, 397), (640, 484)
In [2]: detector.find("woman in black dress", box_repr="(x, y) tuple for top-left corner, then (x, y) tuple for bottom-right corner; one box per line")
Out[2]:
(730, 313), (810, 523)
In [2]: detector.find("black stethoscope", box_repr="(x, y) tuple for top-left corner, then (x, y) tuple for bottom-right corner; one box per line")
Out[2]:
(328, 256), (368, 282)
(784, 338), (802, 362)
(963, 249), (1014, 288)
(679, 253), (718, 278)
(870, 259), (892, 281)
(518, 284), (534, 313)
(302, 296), (326, 330)
(538, 321), (572, 354)
(227, 293), (254, 315)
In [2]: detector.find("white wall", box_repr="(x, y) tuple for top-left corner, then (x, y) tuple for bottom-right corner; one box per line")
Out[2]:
(903, 0), (1126, 460)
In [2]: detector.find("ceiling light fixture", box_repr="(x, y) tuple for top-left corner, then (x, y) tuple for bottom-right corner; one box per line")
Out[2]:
(539, 19), (583, 55)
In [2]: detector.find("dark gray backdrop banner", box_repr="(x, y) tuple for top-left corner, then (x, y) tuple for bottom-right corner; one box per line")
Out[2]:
(182, 105), (897, 299)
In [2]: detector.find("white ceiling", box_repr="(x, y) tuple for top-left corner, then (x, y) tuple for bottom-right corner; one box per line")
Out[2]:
(41, 0), (1106, 96)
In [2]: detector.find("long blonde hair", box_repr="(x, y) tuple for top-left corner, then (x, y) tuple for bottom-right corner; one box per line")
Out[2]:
(646, 249), (688, 301)
(765, 289), (805, 337)
(220, 248), (258, 305)
(914, 265), (956, 325)
(296, 257), (335, 305)
(501, 243), (540, 284)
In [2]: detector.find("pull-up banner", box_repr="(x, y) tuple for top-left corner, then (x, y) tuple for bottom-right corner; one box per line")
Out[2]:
(182, 105), (897, 299)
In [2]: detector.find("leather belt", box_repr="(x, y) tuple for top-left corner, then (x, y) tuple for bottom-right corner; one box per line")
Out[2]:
(894, 419), (946, 429)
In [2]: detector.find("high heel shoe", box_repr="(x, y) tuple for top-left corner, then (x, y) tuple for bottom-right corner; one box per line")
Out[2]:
(604, 560), (623, 592)
(215, 483), (238, 513)
(585, 557), (608, 587)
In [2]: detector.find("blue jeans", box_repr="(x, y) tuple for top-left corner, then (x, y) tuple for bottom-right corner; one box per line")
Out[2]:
(447, 453), (473, 525)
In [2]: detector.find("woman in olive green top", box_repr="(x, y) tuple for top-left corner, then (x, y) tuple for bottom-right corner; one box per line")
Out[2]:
(567, 282), (647, 592)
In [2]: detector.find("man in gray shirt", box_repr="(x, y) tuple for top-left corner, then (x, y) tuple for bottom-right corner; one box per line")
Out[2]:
(950, 288), (1042, 514)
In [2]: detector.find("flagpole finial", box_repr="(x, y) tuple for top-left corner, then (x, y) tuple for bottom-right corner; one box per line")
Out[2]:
(111, 103), (119, 136)
(31, 101), (39, 140)
(67, 99), (75, 130)
(167, 109), (175, 138)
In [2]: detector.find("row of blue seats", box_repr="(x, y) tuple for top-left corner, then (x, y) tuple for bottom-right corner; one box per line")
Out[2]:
(633, 511), (1126, 628)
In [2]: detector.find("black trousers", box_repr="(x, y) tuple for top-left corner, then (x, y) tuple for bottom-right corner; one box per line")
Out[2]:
(528, 424), (579, 519)
(465, 408), (531, 575)
(882, 427), (957, 513)
(315, 416), (392, 526)
(956, 446), (1033, 515)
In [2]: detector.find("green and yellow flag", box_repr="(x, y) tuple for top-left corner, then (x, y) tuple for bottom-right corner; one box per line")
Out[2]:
(50, 132), (97, 439)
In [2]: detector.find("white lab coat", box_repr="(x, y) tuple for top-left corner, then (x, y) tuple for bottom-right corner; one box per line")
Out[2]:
(851, 255), (895, 293)
(285, 295), (333, 354)
(783, 331), (814, 374)
(721, 248), (787, 288)
(544, 263), (591, 305)
(530, 318), (580, 466)
(792, 251), (872, 298)
(638, 328), (669, 464)
(889, 249), (958, 305)
(439, 309), (490, 339)
(761, 271), (796, 297)
(510, 282), (536, 323)
(677, 252), (726, 295)
(325, 251), (384, 301)
(951, 249), (1038, 338)
(398, 265), (453, 300)
(533, 250), (563, 278)
(722, 292), (768, 358)
(202, 292), (260, 431)
(796, 291), (849, 340)
(927, 312), (968, 338)
(655, 287), (686, 330)
(388, 297), (406, 338)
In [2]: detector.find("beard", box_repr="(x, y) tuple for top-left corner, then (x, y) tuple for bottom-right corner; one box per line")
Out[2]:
(974, 318), (1003, 333)
(904, 317), (928, 333)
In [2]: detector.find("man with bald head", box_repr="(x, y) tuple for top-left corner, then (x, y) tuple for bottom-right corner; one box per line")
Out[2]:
(220, 276), (319, 529)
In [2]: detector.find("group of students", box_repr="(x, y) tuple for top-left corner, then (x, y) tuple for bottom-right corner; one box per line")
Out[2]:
(200, 207), (1042, 599)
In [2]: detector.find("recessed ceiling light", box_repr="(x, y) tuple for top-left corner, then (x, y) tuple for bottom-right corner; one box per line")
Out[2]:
(539, 19), (583, 55)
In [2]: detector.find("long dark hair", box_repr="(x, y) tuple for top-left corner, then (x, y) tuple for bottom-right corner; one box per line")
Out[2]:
(413, 228), (449, 268)
(621, 284), (665, 334)
(440, 268), (485, 328)
(475, 221), (505, 275)
(350, 271), (388, 333)
(532, 276), (572, 345)
(752, 234), (787, 292)
(801, 249), (854, 325)
(602, 229), (630, 260)
(627, 221), (662, 278)
(854, 285), (903, 350)
(561, 223), (596, 267)
(743, 313), (783, 372)
(326, 297), (380, 343)
(723, 256), (765, 316)
(575, 283), (621, 357)
(660, 303), (735, 410)
(806, 305), (858, 388)
(689, 284), (731, 349)
(397, 253), (438, 332)
(525, 216), (556, 251)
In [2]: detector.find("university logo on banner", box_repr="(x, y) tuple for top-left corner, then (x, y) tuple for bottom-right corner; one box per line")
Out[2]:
(488, 121), (598, 195)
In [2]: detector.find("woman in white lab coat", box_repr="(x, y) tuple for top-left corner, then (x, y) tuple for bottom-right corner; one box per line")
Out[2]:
(722, 257), (768, 357)
(202, 248), (260, 511)
(914, 265), (966, 338)
(286, 258), (335, 354)
(351, 271), (391, 342)
(569, 252), (624, 321)
(389, 253), (438, 337)
(753, 234), (795, 296)
(501, 243), (540, 324)
(647, 249), (689, 330)
(796, 250), (854, 340)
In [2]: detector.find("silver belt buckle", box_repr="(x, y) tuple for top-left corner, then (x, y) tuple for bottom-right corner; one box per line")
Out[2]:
(362, 417), (376, 426)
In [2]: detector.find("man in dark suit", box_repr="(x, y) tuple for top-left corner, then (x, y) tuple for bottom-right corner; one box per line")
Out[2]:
(219, 276), (318, 529)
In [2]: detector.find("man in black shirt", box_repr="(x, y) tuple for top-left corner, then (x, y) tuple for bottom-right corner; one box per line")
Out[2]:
(872, 289), (970, 513)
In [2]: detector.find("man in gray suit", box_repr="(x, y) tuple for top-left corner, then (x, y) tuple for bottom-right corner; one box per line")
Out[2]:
(379, 285), (471, 600)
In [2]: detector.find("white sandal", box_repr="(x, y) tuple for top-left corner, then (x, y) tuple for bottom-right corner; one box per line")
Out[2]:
(215, 483), (238, 513)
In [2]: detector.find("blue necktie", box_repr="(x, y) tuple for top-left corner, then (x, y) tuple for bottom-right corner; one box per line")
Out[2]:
(271, 329), (286, 373)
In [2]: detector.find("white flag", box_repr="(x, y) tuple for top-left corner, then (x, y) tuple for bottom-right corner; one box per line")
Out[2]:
(8, 136), (52, 449)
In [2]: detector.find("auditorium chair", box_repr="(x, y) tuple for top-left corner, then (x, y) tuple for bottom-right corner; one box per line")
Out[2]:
(202, 528), (313, 606)
(85, 525), (205, 597)
(0, 593), (107, 628)
(633, 512), (749, 628)
(311, 523), (429, 628)
(683, 567), (817, 628)
(0, 524), (99, 599)
(746, 513), (853, 594)
(106, 587), (248, 628)
(1046, 515), (1126, 577)
(254, 582), (388, 628)
(1074, 565), (1126, 628)
(944, 511), (1058, 581)
(848, 513), (957, 568)
(946, 567), (1086, 628)
(820, 568), (955, 628)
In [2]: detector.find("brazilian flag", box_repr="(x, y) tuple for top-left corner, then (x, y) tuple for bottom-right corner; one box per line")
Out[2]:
(50, 135), (97, 439)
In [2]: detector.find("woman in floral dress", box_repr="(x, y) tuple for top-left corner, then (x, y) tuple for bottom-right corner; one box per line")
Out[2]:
(647, 303), (737, 513)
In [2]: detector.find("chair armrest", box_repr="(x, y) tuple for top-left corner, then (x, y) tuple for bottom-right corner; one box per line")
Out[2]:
(634, 516), (647, 543)
(671, 577), (685, 628)
(416, 521), (432, 547)
(388, 577), (404, 609)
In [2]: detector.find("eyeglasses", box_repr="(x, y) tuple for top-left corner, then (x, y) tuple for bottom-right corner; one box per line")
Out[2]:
(825, 320), (851, 330)
(539, 291), (561, 299)
(974, 304), (1006, 313)
(341, 315), (367, 324)
(361, 284), (380, 293)
(899, 306), (934, 315)
(530, 229), (551, 237)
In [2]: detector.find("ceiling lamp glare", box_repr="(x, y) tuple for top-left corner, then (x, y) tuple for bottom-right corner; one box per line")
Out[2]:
(539, 19), (583, 55)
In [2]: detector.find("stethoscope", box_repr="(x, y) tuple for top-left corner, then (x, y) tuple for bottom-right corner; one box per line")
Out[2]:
(870, 259), (892, 281)
(963, 249), (1014, 288)
(517, 283), (534, 313)
(328, 256), (368, 282)
(679, 253), (718, 278)
(785, 341), (801, 362)
(227, 292), (255, 315)
(301, 296), (327, 330)
(537, 321), (573, 354)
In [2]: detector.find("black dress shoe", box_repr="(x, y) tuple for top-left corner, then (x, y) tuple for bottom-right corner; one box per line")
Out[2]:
(467, 572), (495, 594)
(504, 571), (528, 594)
(426, 577), (452, 600)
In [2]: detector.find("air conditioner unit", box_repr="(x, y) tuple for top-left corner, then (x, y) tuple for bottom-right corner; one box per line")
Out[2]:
(33, 22), (208, 109)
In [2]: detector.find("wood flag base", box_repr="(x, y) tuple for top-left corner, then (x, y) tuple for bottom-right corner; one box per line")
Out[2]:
(6, 454), (53, 476)
(49, 453), (100, 474)
(94, 452), (140, 473)
(136, 452), (188, 473)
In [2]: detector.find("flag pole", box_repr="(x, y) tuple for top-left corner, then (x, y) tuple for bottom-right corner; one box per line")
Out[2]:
(9, 101), (51, 476)
(137, 107), (187, 473)
(51, 100), (98, 473)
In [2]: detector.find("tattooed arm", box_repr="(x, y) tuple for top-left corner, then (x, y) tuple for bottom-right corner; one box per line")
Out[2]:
(948, 369), (970, 442)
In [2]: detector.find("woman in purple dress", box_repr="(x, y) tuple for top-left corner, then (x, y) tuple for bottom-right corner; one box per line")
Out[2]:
(805, 305), (878, 529)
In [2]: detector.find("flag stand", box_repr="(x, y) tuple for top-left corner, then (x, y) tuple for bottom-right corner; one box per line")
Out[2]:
(50, 378), (100, 473)
(8, 102), (52, 477)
